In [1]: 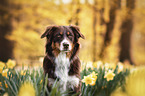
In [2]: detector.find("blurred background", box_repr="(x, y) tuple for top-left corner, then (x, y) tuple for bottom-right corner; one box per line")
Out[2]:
(0, 0), (145, 66)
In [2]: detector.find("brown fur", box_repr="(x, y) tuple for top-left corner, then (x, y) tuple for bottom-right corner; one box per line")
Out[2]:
(41, 25), (84, 95)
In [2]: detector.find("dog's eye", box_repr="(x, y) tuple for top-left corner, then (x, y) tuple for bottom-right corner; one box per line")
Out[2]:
(67, 33), (73, 37)
(68, 35), (72, 37)
(68, 35), (73, 41)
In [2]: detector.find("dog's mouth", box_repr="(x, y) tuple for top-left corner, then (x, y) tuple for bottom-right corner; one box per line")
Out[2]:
(61, 49), (71, 52)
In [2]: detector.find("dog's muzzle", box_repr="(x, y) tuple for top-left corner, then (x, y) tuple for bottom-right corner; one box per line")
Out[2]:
(60, 38), (72, 52)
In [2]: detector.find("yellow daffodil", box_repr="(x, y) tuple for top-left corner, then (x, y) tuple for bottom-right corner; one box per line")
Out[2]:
(0, 61), (5, 73)
(117, 62), (124, 73)
(89, 71), (98, 86)
(20, 70), (26, 76)
(82, 75), (95, 86)
(92, 62), (97, 68)
(90, 71), (98, 81)
(6, 59), (16, 69)
(18, 82), (35, 96)
(0, 67), (3, 73)
(110, 63), (116, 70)
(93, 61), (103, 68)
(90, 80), (96, 86)
(104, 70), (115, 81)
(2, 69), (8, 78)
(0, 61), (5, 68)
(126, 67), (145, 96)
(104, 63), (110, 70)
(82, 71), (98, 86)
(86, 62), (93, 70)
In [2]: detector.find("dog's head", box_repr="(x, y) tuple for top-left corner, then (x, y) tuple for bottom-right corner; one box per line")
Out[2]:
(41, 25), (85, 53)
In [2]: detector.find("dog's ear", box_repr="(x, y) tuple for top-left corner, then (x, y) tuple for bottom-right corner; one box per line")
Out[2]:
(41, 26), (58, 39)
(70, 25), (85, 39)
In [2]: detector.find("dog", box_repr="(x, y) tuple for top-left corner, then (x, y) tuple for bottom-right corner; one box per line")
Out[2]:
(41, 25), (85, 95)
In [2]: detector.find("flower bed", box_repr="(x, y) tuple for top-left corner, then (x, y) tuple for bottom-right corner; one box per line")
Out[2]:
(81, 61), (129, 96)
(0, 60), (130, 96)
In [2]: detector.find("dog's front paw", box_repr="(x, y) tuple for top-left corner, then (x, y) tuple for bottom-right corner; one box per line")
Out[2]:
(67, 75), (80, 90)
(48, 78), (55, 86)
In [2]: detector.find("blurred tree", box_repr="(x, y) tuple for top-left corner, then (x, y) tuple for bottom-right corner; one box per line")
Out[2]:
(99, 0), (120, 59)
(75, 0), (81, 25)
(68, 0), (81, 25)
(8, 0), (71, 64)
(84, 0), (98, 62)
(92, 0), (97, 62)
(119, 0), (135, 65)
(0, 0), (144, 65)
(0, 0), (14, 62)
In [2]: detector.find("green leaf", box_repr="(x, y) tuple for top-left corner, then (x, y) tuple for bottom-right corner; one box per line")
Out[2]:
(5, 78), (17, 96)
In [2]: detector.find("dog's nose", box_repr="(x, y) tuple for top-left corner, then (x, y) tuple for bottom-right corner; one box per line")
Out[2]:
(63, 43), (69, 48)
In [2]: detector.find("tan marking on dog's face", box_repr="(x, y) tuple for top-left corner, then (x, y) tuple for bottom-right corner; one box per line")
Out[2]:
(51, 42), (60, 56)
(60, 32), (63, 35)
(55, 42), (60, 49)
(67, 32), (70, 35)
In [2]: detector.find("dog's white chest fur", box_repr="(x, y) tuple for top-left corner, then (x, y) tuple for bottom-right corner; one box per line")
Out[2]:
(54, 52), (79, 92)
(55, 52), (70, 80)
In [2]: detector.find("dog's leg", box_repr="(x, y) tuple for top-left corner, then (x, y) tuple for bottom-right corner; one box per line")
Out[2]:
(46, 78), (55, 93)
(48, 78), (55, 86)
(67, 75), (80, 89)
(67, 75), (81, 95)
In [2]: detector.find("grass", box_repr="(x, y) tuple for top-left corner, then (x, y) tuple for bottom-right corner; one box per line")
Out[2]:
(0, 61), (130, 96)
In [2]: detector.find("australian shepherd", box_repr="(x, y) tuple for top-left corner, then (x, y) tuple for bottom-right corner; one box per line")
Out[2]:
(41, 25), (84, 95)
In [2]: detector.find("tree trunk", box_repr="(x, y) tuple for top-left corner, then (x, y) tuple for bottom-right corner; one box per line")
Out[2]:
(68, 0), (81, 26)
(75, 0), (81, 26)
(0, 0), (14, 62)
(99, 0), (120, 58)
(119, 0), (135, 65)
(92, 2), (97, 62)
